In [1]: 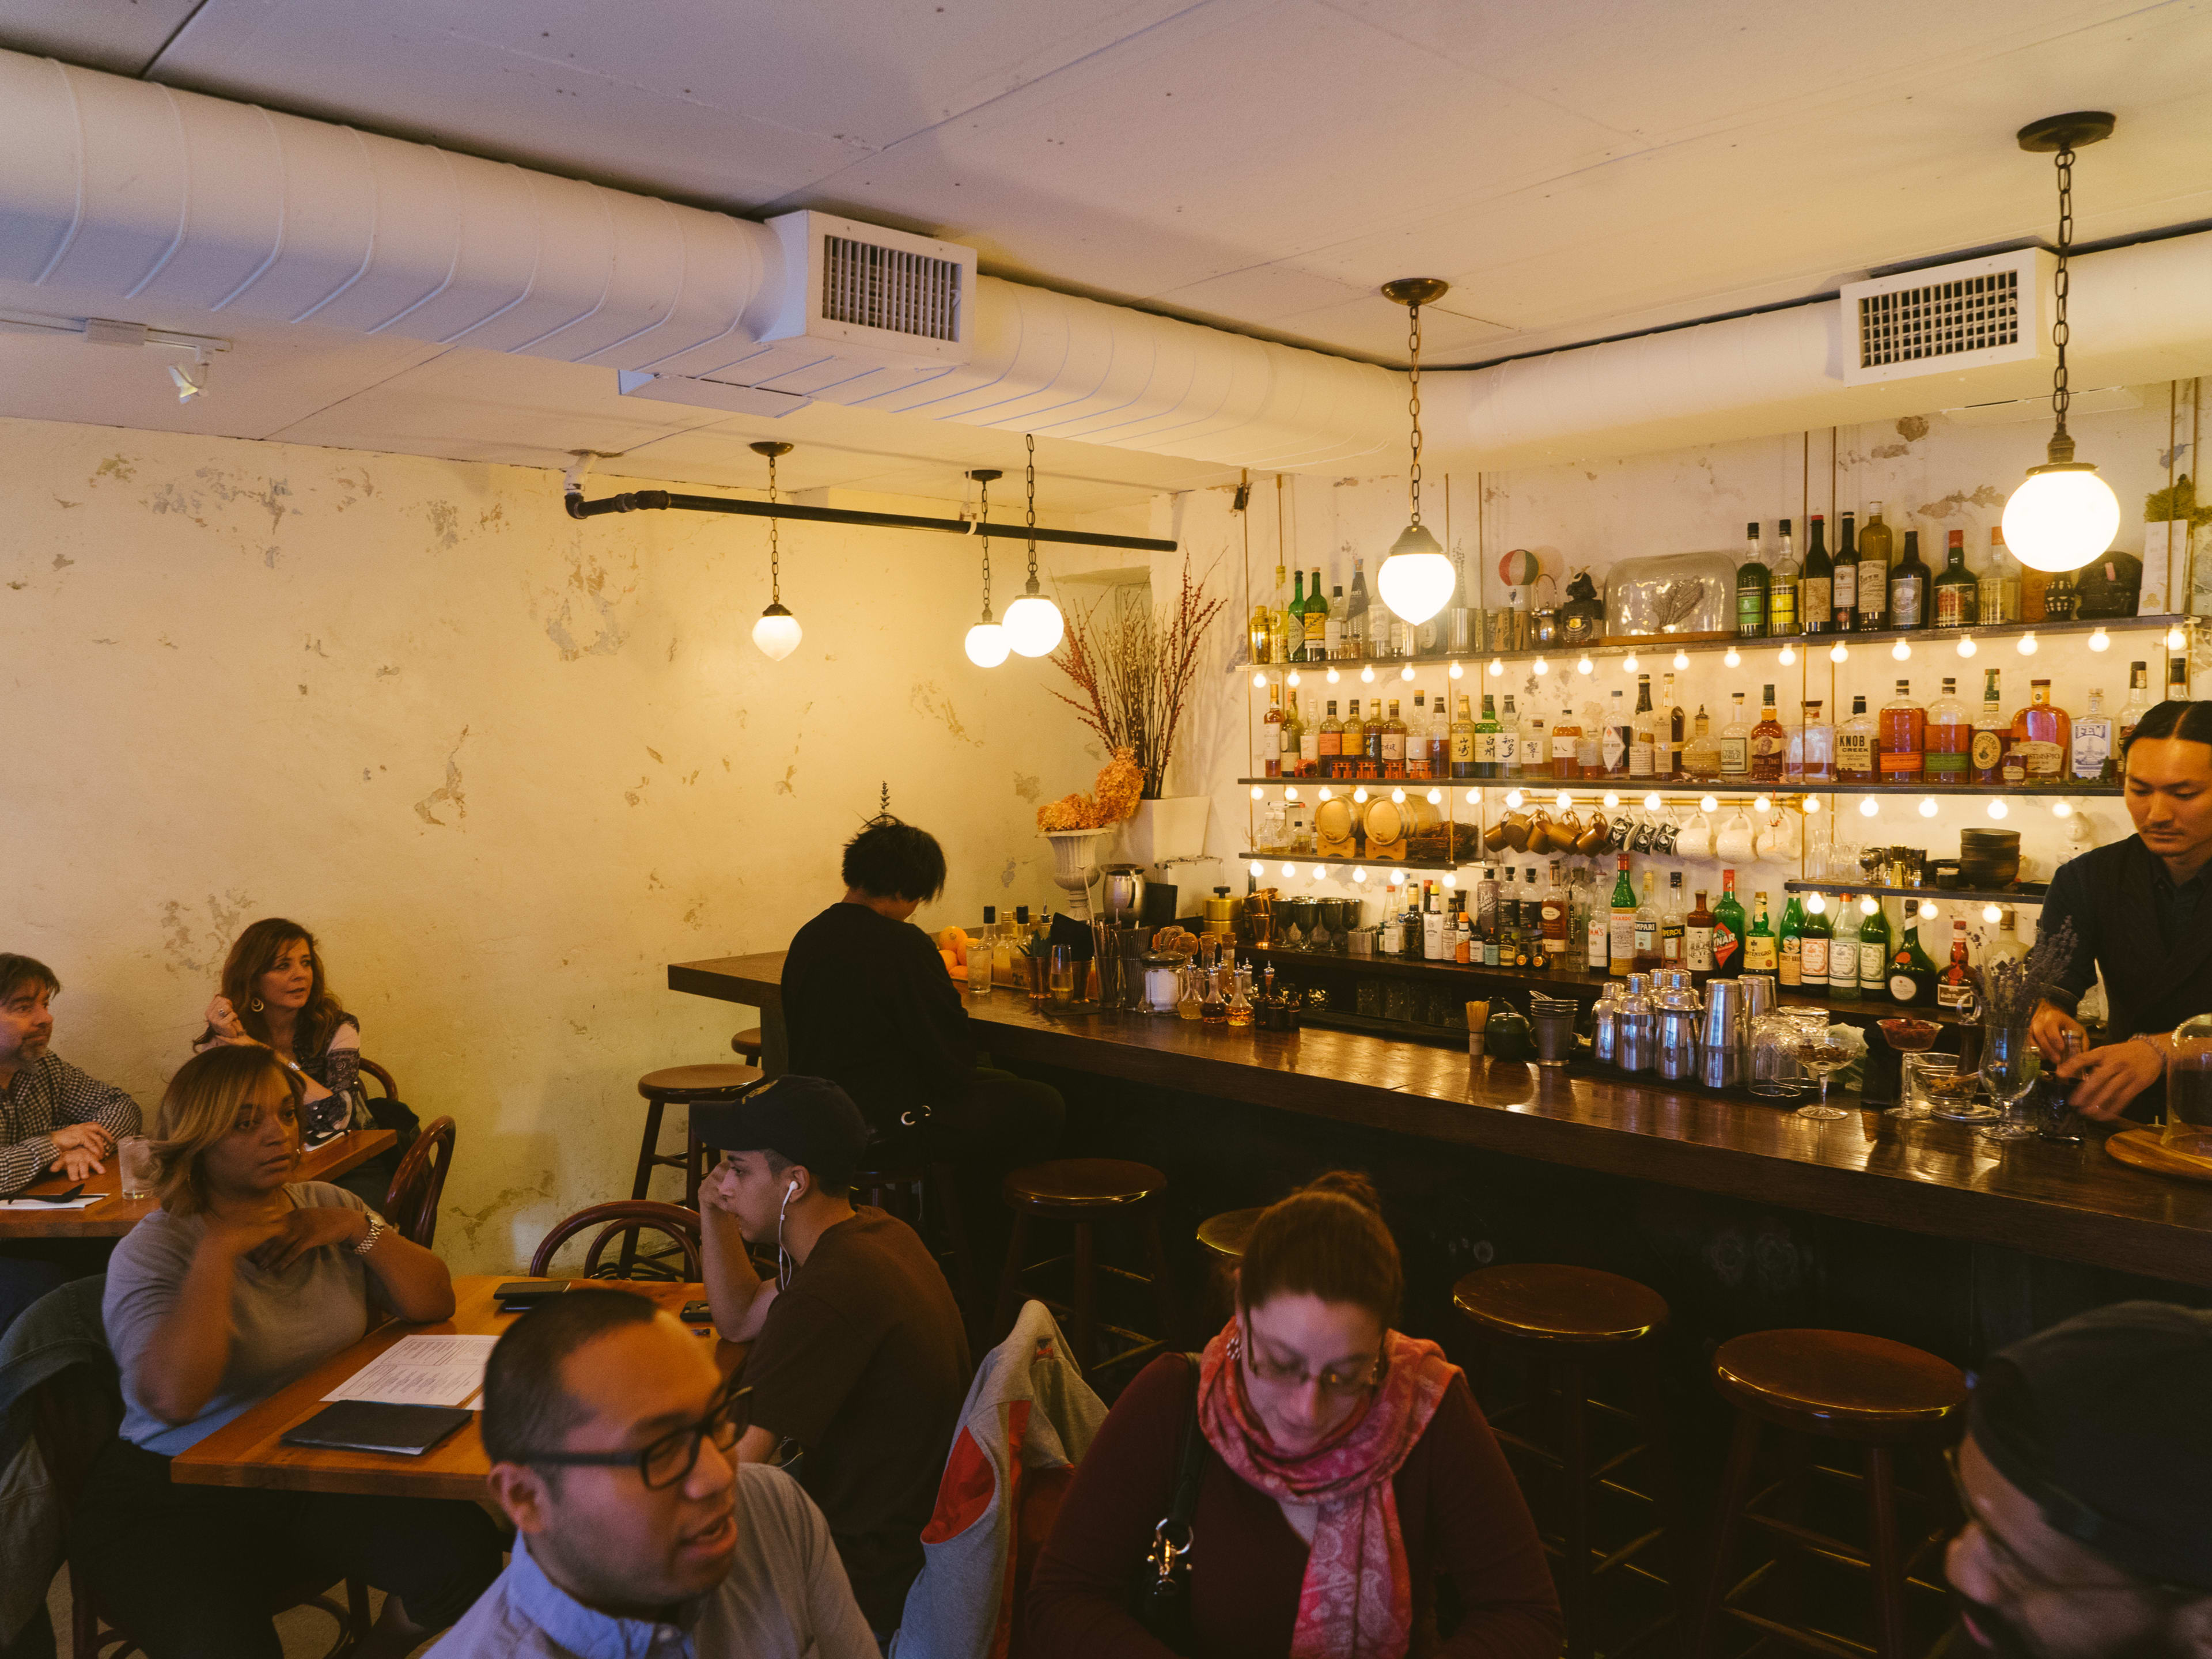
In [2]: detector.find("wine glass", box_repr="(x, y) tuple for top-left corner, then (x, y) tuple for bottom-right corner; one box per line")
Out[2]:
(1877, 1018), (1942, 1120)
(1794, 1027), (1855, 1120)
(1976, 1022), (2042, 1142)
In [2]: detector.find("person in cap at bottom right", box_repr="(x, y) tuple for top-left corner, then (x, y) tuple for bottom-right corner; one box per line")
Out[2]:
(1949, 1301), (2212, 1659)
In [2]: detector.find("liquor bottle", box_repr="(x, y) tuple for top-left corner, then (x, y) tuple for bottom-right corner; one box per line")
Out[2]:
(1684, 706), (1721, 780)
(1324, 585), (1346, 659)
(1831, 510), (1859, 630)
(1346, 558), (1370, 658)
(1363, 695), (1387, 772)
(1750, 684), (1786, 782)
(1984, 908), (2027, 974)
(2120, 662), (2151, 750)
(1586, 876), (1611, 972)
(1662, 673), (1687, 778)
(1836, 695), (1877, 782)
(1541, 862), (1571, 961)
(1262, 680), (1283, 777)
(1736, 520), (1769, 637)
(1317, 700), (1343, 776)
(1979, 528), (2021, 624)
(1278, 690), (1304, 779)
(1525, 870), (1551, 970)
(1293, 694), (1318, 777)
(1711, 871), (1747, 978)
(1475, 694), (1501, 779)
(1609, 854), (1638, 978)
(1685, 888), (1717, 979)
(1828, 897), (1862, 1000)
(1889, 529), (1930, 630)
(1382, 698), (1409, 776)
(1855, 503), (1892, 631)
(1342, 700), (1366, 779)
(1971, 669), (2008, 784)
(1497, 694), (1522, 777)
(1921, 677), (1970, 785)
(1283, 569), (1306, 662)
(1302, 570), (1329, 662)
(1769, 518), (1800, 637)
(2008, 679), (2071, 783)
(1578, 696), (1605, 776)
(2073, 688), (2113, 784)
(1405, 692), (1429, 779)
(1630, 675), (1657, 778)
(1635, 872), (1662, 971)
(1801, 514), (1834, 635)
(1268, 564), (1291, 663)
(1604, 689), (1630, 777)
(1933, 529), (1978, 628)
(1520, 702), (1550, 780)
(2172, 653), (2194, 701)
(1430, 694), (1453, 778)
(1887, 923), (1940, 1007)
(1800, 896), (1831, 994)
(1936, 918), (1981, 1017)
(1450, 694), (1477, 780)
(1552, 703), (1582, 780)
(1778, 893), (1806, 988)
(1743, 892), (1777, 976)
(1719, 691), (1752, 779)
(1248, 601), (1272, 665)
(1661, 871), (1687, 968)
(1855, 897), (1892, 999)
(1796, 700), (1834, 782)
(1878, 679), (1925, 782)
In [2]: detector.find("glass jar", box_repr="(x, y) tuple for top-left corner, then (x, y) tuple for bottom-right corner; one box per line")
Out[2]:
(2167, 1014), (2212, 1156)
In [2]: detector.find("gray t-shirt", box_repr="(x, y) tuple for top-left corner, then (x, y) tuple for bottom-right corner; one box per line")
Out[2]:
(104, 1180), (382, 1456)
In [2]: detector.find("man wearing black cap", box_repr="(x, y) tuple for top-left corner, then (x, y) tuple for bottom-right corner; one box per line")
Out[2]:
(692, 1076), (972, 1644)
(1949, 1301), (2212, 1659)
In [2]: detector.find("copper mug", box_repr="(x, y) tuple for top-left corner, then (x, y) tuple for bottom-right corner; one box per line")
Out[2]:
(1574, 811), (1611, 855)
(1544, 810), (1583, 854)
(1499, 810), (1536, 852)
(1484, 817), (1511, 852)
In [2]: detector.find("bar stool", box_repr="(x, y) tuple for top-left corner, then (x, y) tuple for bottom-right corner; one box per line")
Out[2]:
(730, 1028), (763, 1062)
(1695, 1329), (1967, 1659)
(1455, 1265), (1686, 1659)
(995, 1159), (1178, 1379)
(1195, 1206), (1263, 1327)
(629, 1063), (758, 1273)
(853, 1159), (982, 1333)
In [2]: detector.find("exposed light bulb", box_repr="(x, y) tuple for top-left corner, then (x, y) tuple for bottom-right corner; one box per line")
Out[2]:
(2053, 800), (2072, 818)
(1576, 654), (1594, 675)
(1003, 586), (1065, 657)
(1249, 861), (1264, 878)
(1249, 785), (1264, 801)
(1353, 786), (1369, 804)
(1859, 796), (1880, 817)
(1251, 669), (1267, 688)
(1958, 635), (1978, 658)
(1807, 892), (1827, 914)
(1623, 652), (1640, 673)
(1919, 899), (1939, 920)
(965, 616), (1009, 668)
(1983, 903), (2003, 923)
(1555, 791), (1572, 810)
(1779, 644), (1797, 666)
(1285, 786), (1300, 802)
(1465, 789), (1479, 805)
(1860, 894), (1878, 915)
(1361, 664), (1377, 683)
(1442, 873), (1459, 889)
(1754, 794), (1772, 813)
(1830, 641), (1849, 664)
(1353, 867), (1368, 884)
(1281, 862), (1296, 878)
(1287, 669), (1302, 687)
(2003, 464), (2120, 574)
(1701, 794), (1719, 813)
(1603, 791), (1620, 809)
(2088, 628), (2111, 653)
(1504, 789), (1524, 808)
(1801, 795), (1821, 813)
(1643, 792), (1662, 810)
(1488, 657), (1505, 677)
(1449, 660), (1465, 679)
(1317, 786), (1334, 801)
(1400, 665), (1415, 681)
(1533, 656), (1550, 675)
(1326, 666), (1341, 684)
(1988, 800), (2009, 820)
(2169, 626), (2189, 650)
(1892, 639), (1912, 662)
(1724, 646), (1741, 668)
(2018, 632), (2039, 656)
(1919, 796), (1938, 818)
(752, 604), (802, 661)
(1672, 649), (1690, 671)
(1427, 788), (1442, 805)
(1391, 787), (1407, 804)
(1312, 865), (1327, 881)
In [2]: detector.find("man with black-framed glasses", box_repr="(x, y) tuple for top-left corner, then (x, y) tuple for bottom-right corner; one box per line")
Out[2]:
(1947, 1301), (2212, 1659)
(435, 1289), (876, 1657)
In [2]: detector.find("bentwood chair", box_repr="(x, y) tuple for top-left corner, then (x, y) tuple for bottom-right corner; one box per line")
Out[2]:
(380, 1115), (456, 1247)
(358, 1058), (402, 1103)
(531, 1200), (703, 1281)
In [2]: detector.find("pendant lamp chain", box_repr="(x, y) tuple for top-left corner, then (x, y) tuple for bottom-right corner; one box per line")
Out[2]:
(766, 448), (782, 604)
(1025, 433), (1039, 579)
(1406, 298), (1425, 527)
(979, 475), (992, 610)
(2048, 140), (2074, 460)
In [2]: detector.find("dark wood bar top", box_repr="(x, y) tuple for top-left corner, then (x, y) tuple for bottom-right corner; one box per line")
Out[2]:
(670, 952), (2212, 1289)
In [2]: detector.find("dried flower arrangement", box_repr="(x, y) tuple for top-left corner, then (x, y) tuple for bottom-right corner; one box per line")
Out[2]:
(1036, 747), (1143, 832)
(1983, 917), (2080, 1028)
(1046, 555), (1227, 802)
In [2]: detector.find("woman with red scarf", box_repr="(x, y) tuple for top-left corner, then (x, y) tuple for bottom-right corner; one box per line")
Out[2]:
(1027, 1172), (1561, 1659)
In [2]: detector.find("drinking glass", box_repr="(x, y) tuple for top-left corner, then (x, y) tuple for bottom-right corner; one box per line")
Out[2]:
(1048, 946), (1077, 1005)
(1976, 1021), (2041, 1142)
(967, 938), (994, 997)
(1794, 1025), (1855, 1120)
(1749, 1015), (1804, 1099)
(1024, 953), (1051, 1002)
(118, 1135), (155, 1200)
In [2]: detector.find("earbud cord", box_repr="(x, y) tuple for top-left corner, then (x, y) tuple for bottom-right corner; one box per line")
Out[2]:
(777, 1181), (796, 1290)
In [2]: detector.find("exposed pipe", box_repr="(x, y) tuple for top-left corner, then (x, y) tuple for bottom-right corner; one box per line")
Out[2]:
(560, 487), (1178, 553)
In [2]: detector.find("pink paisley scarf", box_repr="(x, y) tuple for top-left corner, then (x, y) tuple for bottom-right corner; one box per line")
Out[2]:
(1195, 1317), (1459, 1659)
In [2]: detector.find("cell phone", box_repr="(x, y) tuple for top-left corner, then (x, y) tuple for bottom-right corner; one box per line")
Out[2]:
(680, 1300), (713, 1324)
(494, 1281), (569, 1308)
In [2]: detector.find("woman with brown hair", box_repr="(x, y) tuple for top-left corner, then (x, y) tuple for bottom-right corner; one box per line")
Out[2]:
(71, 1044), (500, 1658)
(1027, 1172), (1561, 1659)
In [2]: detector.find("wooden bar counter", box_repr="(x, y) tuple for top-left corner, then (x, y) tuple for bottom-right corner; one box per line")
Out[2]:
(672, 952), (2212, 1291)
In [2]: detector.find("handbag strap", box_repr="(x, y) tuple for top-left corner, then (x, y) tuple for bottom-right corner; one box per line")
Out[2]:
(1146, 1354), (1209, 1584)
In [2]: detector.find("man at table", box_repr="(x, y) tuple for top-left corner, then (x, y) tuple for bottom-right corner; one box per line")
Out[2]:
(2032, 701), (2212, 1121)
(0, 953), (142, 1331)
(456, 1289), (877, 1658)
(694, 1076), (972, 1644)
(1948, 1301), (2212, 1659)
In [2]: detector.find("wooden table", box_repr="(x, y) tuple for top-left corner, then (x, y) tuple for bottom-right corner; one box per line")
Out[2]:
(172, 1275), (740, 1499)
(671, 950), (2212, 1289)
(0, 1128), (397, 1240)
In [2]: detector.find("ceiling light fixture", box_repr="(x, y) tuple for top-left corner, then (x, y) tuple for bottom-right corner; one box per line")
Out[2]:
(748, 442), (802, 661)
(1003, 435), (1065, 657)
(2001, 113), (2122, 573)
(169, 349), (209, 403)
(1376, 278), (1457, 624)
(962, 468), (1009, 667)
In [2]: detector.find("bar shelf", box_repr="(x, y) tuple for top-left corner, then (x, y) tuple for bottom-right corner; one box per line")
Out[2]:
(1235, 775), (2122, 797)
(1783, 879), (2049, 907)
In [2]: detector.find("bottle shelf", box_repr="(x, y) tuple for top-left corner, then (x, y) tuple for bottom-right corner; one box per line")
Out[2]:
(1238, 850), (1468, 872)
(1783, 880), (2049, 907)
(1231, 612), (2195, 676)
(1235, 775), (2123, 798)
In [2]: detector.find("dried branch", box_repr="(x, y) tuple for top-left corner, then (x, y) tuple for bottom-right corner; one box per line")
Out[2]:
(1047, 555), (1226, 798)
(1983, 918), (2079, 1027)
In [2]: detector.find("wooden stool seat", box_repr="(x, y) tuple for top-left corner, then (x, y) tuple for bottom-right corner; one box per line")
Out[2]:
(1454, 1264), (1669, 1346)
(730, 1028), (763, 1060)
(1714, 1329), (1967, 1445)
(1195, 1207), (1263, 1262)
(624, 1062), (760, 1272)
(997, 1160), (1177, 1381)
(638, 1063), (759, 1100)
(1004, 1157), (1166, 1215)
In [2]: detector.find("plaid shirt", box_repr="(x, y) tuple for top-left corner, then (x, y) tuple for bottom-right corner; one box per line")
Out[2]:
(0, 1054), (143, 1195)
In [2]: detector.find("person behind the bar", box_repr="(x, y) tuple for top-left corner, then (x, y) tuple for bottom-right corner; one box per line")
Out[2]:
(74, 1044), (499, 1658)
(1948, 1301), (2212, 1659)
(692, 1075), (971, 1645)
(1026, 1171), (1563, 1659)
(446, 1289), (877, 1659)
(2032, 700), (2212, 1120)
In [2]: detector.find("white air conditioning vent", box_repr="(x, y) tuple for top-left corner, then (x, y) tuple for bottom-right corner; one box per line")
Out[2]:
(1840, 249), (2054, 387)
(758, 210), (975, 370)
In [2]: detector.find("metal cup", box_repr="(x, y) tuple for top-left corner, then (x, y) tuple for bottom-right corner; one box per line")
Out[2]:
(1531, 1007), (1578, 1068)
(1699, 980), (1744, 1088)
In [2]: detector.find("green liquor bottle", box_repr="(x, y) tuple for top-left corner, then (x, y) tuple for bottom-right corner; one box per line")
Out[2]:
(1301, 567), (1329, 663)
(1828, 896), (1861, 1000)
(1711, 870), (1747, 978)
(1855, 897), (1892, 998)
(1743, 891), (1777, 976)
(1777, 895), (1806, 989)
(1608, 853), (1637, 979)
(1475, 695), (1502, 780)
(1887, 922), (1941, 1006)
(1798, 898), (1831, 997)
(1284, 570), (1306, 662)
(1736, 520), (1769, 637)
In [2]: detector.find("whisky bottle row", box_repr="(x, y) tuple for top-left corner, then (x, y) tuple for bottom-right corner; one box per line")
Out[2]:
(1735, 511), (2027, 638)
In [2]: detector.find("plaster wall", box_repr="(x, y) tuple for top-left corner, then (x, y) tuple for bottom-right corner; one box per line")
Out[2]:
(0, 416), (1114, 1269)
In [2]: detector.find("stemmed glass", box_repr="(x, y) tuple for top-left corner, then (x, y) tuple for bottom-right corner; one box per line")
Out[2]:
(1794, 1027), (1855, 1120)
(1976, 1022), (2042, 1142)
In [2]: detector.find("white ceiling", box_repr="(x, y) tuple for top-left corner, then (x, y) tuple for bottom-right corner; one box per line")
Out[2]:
(3, 0), (2208, 369)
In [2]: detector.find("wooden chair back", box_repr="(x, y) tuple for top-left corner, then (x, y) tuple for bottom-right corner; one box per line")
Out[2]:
(357, 1058), (400, 1100)
(531, 1201), (702, 1280)
(380, 1115), (456, 1247)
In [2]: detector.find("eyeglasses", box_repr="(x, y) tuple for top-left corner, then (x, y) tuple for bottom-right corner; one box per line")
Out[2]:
(520, 1380), (751, 1490)
(1236, 1327), (1384, 1398)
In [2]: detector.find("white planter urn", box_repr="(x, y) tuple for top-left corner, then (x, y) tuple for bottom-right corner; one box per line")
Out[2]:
(1041, 829), (1111, 921)
(1118, 796), (1211, 867)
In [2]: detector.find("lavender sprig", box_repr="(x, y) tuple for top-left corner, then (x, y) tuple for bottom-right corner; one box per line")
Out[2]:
(1983, 917), (2079, 1028)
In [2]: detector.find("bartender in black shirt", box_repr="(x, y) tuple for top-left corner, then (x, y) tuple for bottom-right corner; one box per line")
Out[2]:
(2033, 700), (2212, 1120)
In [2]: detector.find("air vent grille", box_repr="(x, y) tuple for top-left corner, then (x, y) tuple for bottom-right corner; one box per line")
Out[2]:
(821, 235), (963, 342)
(1857, 271), (2021, 370)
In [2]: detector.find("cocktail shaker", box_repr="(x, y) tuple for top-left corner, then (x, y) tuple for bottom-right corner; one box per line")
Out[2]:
(1699, 979), (1744, 1089)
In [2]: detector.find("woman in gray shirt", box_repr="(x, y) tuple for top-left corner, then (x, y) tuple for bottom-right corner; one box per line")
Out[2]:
(70, 1044), (501, 1659)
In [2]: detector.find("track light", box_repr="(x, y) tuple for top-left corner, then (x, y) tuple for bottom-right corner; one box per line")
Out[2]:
(169, 353), (207, 403)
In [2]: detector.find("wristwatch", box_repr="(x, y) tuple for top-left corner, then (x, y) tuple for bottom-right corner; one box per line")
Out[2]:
(353, 1215), (388, 1257)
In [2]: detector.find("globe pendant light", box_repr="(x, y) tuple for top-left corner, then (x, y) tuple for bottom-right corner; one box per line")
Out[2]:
(2000, 113), (2122, 575)
(1376, 278), (1457, 625)
(1003, 433), (1066, 657)
(748, 441), (802, 660)
(963, 468), (1010, 666)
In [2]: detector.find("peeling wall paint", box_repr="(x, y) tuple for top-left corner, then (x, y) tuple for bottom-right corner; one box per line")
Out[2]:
(0, 416), (1104, 1270)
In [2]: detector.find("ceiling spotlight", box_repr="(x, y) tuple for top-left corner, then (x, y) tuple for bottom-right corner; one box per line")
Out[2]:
(1919, 796), (1938, 817)
(1989, 800), (2009, 819)
(1672, 649), (1690, 670)
(1892, 639), (1912, 662)
(1830, 641), (1850, 664)
(1724, 646), (1742, 668)
(1958, 635), (1979, 658)
(2088, 628), (2111, 653)
(1860, 796), (1880, 817)
(168, 353), (207, 403)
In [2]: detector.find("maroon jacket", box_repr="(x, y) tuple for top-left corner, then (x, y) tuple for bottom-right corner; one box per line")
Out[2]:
(1027, 1354), (1562, 1659)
